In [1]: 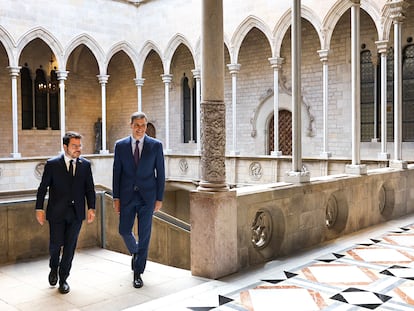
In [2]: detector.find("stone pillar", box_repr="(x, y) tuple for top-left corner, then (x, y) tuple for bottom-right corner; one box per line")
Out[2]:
(345, 0), (367, 175)
(227, 63), (240, 155)
(389, 0), (408, 169)
(190, 0), (237, 279)
(285, 0), (310, 183)
(376, 40), (390, 160)
(8, 66), (21, 158)
(134, 77), (145, 112)
(97, 74), (109, 154)
(317, 49), (332, 158)
(56, 70), (68, 152)
(268, 57), (283, 156)
(191, 69), (201, 154)
(161, 74), (172, 153)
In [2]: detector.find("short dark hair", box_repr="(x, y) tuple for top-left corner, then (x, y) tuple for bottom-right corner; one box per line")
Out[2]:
(130, 111), (148, 124)
(63, 131), (82, 146)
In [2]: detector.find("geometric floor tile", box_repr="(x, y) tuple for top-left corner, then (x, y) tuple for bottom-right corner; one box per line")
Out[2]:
(380, 265), (414, 280)
(315, 252), (345, 263)
(330, 287), (392, 309)
(241, 286), (327, 311)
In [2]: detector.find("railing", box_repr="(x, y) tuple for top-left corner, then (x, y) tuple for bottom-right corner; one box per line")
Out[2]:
(0, 186), (191, 269)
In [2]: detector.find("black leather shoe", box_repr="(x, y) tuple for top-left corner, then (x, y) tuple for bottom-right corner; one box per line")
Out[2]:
(133, 274), (143, 288)
(58, 281), (70, 294)
(131, 253), (137, 271)
(48, 269), (58, 286)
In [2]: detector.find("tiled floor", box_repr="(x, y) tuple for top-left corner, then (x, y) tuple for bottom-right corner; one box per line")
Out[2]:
(2, 215), (414, 310)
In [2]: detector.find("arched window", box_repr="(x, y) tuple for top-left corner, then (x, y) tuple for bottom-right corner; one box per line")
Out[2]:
(21, 65), (33, 129)
(386, 47), (394, 141)
(360, 50), (376, 142)
(182, 75), (197, 143)
(21, 65), (60, 130)
(402, 44), (414, 141)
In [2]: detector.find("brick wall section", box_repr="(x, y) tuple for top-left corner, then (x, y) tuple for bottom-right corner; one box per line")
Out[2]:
(107, 51), (138, 152)
(0, 49), (12, 158)
(142, 51), (166, 144)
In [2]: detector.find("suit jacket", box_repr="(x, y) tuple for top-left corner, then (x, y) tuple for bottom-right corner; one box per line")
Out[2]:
(35, 154), (96, 222)
(112, 135), (165, 207)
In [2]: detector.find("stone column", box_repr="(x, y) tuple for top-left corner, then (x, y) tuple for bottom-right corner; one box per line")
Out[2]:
(285, 0), (310, 183)
(56, 70), (68, 152)
(318, 49), (332, 158)
(345, 0), (367, 175)
(372, 56), (379, 142)
(8, 66), (21, 158)
(134, 77), (145, 112)
(268, 57), (283, 157)
(161, 74), (172, 153)
(227, 63), (241, 155)
(191, 69), (201, 154)
(97, 74), (109, 154)
(190, 0), (237, 279)
(389, 0), (408, 169)
(376, 40), (390, 160)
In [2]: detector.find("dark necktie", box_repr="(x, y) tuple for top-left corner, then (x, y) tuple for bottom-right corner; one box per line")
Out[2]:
(134, 140), (140, 166)
(69, 159), (74, 176)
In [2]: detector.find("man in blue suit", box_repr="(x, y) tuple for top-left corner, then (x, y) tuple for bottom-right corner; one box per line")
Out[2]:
(113, 111), (165, 288)
(35, 131), (96, 294)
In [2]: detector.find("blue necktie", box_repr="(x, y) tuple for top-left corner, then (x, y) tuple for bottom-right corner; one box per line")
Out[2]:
(134, 141), (140, 166)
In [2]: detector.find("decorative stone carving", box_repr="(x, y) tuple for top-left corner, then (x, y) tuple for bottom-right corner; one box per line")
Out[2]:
(326, 195), (338, 228)
(249, 162), (263, 180)
(198, 101), (227, 190)
(179, 158), (189, 175)
(35, 162), (46, 180)
(251, 209), (273, 249)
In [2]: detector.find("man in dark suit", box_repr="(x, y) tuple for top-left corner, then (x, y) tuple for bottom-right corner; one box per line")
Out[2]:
(112, 111), (165, 288)
(35, 131), (96, 294)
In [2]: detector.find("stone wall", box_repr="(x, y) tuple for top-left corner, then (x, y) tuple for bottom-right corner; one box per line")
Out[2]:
(237, 166), (414, 269)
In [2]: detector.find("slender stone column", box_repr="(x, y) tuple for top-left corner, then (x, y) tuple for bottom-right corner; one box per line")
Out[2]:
(345, 0), (367, 175)
(56, 70), (68, 152)
(285, 0), (310, 183)
(190, 0), (237, 279)
(97, 74), (109, 154)
(8, 66), (21, 158)
(389, 0), (408, 169)
(161, 74), (172, 153)
(268, 57), (283, 156)
(372, 56), (379, 142)
(134, 77), (145, 112)
(317, 49), (331, 158)
(197, 0), (227, 191)
(191, 69), (201, 154)
(227, 63), (240, 155)
(376, 40), (390, 160)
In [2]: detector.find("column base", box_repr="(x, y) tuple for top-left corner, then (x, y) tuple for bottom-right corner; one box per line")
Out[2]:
(197, 181), (229, 192)
(345, 164), (367, 175)
(99, 149), (109, 155)
(377, 152), (390, 160)
(228, 150), (240, 156)
(271, 150), (282, 157)
(284, 170), (310, 183)
(190, 190), (237, 279)
(389, 160), (408, 169)
(10, 152), (21, 159)
(320, 151), (332, 158)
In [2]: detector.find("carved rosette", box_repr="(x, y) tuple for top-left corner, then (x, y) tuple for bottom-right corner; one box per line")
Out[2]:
(198, 101), (228, 190)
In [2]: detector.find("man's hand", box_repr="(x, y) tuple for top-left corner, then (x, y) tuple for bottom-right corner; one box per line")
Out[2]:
(154, 201), (162, 213)
(87, 209), (96, 224)
(36, 210), (45, 225)
(113, 199), (120, 214)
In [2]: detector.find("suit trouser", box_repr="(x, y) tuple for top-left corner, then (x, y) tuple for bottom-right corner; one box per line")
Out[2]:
(119, 192), (154, 274)
(48, 206), (82, 283)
